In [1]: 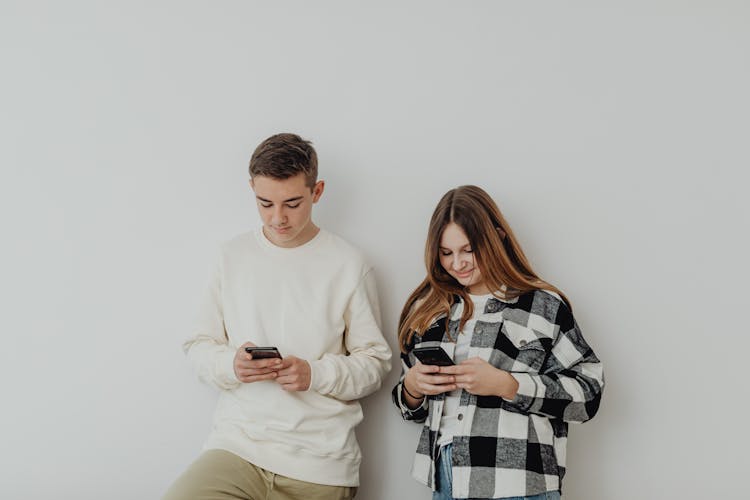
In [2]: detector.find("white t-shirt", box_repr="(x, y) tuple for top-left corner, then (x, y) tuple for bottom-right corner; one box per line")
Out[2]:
(438, 293), (495, 446)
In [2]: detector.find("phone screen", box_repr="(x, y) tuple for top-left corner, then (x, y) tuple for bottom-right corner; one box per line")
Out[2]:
(413, 346), (454, 366)
(244, 347), (282, 359)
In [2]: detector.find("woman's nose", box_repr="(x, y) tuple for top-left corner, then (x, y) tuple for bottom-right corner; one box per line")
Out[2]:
(453, 255), (466, 270)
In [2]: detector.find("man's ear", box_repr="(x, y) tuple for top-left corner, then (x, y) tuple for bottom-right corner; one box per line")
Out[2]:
(312, 180), (325, 203)
(249, 178), (255, 191)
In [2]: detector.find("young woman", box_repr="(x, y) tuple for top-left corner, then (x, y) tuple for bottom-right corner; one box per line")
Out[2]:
(392, 185), (604, 500)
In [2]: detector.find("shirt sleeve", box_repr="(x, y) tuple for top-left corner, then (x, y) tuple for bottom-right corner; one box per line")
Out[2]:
(391, 347), (429, 422)
(308, 268), (392, 401)
(182, 252), (240, 390)
(503, 305), (604, 423)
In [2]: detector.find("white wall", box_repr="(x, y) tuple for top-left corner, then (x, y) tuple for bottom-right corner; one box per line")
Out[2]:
(2, 1), (748, 498)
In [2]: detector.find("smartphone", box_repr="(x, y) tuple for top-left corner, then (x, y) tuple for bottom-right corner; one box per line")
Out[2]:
(412, 345), (454, 366)
(244, 346), (282, 359)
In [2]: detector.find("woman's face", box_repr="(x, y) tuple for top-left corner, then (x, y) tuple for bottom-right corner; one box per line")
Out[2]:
(438, 222), (489, 294)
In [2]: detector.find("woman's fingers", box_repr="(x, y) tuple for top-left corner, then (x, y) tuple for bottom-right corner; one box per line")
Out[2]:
(418, 374), (455, 385)
(419, 381), (457, 395)
(415, 373), (456, 394)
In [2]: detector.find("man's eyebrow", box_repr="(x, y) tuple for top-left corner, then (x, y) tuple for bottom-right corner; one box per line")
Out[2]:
(256, 195), (304, 203)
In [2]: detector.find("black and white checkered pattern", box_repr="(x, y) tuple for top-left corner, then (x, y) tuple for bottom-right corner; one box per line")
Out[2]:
(392, 290), (604, 499)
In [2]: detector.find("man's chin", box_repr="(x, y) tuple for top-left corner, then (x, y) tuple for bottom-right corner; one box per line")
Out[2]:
(265, 228), (300, 246)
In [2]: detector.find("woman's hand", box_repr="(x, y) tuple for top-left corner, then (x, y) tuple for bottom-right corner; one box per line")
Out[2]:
(404, 361), (457, 398)
(439, 357), (519, 399)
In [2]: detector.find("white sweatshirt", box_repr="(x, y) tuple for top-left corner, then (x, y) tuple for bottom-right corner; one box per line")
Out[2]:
(183, 228), (392, 487)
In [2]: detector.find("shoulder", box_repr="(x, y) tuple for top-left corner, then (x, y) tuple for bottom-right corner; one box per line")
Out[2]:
(219, 230), (260, 257)
(222, 230), (256, 249)
(505, 289), (575, 333)
(211, 230), (269, 272)
(319, 229), (371, 274)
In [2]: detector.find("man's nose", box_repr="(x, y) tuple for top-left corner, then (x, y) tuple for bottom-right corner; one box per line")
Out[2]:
(272, 207), (286, 224)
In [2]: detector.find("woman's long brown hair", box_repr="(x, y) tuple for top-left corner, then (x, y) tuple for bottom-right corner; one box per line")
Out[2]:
(398, 185), (570, 352)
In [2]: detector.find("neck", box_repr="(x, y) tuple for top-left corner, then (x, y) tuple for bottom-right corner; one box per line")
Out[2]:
(467, 284), (490, 295)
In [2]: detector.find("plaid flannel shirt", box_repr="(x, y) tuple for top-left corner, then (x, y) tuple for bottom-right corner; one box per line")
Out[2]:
(392, 290), (604, 499)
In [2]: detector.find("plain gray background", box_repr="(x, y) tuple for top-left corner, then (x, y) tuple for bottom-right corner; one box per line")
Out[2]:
(2, 1), (748, 498)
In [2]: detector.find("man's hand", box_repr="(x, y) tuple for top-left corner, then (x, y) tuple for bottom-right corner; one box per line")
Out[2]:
(275, 356), (311, 391)
(234, 342), (283, 383)
(439, 357), (519, 399)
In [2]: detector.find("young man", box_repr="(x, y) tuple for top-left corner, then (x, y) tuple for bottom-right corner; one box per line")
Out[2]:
(164, 133), (392, 500)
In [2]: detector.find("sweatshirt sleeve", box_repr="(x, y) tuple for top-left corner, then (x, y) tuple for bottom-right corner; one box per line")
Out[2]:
(503, 305), (604, 423)
(182, 253), (240, 390)
(308, 269), (392, 401)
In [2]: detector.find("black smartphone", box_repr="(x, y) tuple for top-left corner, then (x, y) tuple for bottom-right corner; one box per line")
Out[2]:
(244, 346), (282, 359)
(412, 345), (454, 366)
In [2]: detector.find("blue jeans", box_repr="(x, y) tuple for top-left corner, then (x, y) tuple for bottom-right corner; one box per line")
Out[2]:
(432, 444), (561, 500)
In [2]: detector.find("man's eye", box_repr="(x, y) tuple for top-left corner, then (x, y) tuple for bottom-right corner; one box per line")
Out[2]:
(261, 203), (272, 208)
(286, 203), (301, 209)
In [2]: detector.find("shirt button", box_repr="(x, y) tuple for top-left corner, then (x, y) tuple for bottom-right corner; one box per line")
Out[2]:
(519, 339), (527, 346)
(457, 414), (464, 421)
(476, 326), (483, 334)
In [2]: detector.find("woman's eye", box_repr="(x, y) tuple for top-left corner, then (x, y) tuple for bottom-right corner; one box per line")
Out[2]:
(440, 251), (451, 256)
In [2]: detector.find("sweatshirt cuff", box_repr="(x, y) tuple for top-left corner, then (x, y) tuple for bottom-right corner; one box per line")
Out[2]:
(309, 357), (336, 394)
(217, 349), (240, 386)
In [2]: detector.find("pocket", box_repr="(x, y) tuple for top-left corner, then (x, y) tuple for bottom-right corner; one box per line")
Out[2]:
(502, 322), (548, 372)
(516, 340), (547, 372)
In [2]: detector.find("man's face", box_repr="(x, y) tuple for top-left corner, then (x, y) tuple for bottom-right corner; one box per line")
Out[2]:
(250, 173), (324, 248)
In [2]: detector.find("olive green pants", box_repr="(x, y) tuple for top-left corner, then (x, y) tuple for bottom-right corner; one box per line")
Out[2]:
(163, 449), (357, 500)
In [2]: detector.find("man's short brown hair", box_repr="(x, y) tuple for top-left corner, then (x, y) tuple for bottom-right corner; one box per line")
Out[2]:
(249, 133), (318, 188)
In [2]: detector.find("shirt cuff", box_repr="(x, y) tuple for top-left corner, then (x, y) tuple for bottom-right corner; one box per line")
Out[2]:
(503, 373), (538, 409)
(397, 382), (427, 414)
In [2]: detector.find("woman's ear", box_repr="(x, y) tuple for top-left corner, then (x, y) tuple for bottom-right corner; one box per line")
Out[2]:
(496, 227), (507, 241)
